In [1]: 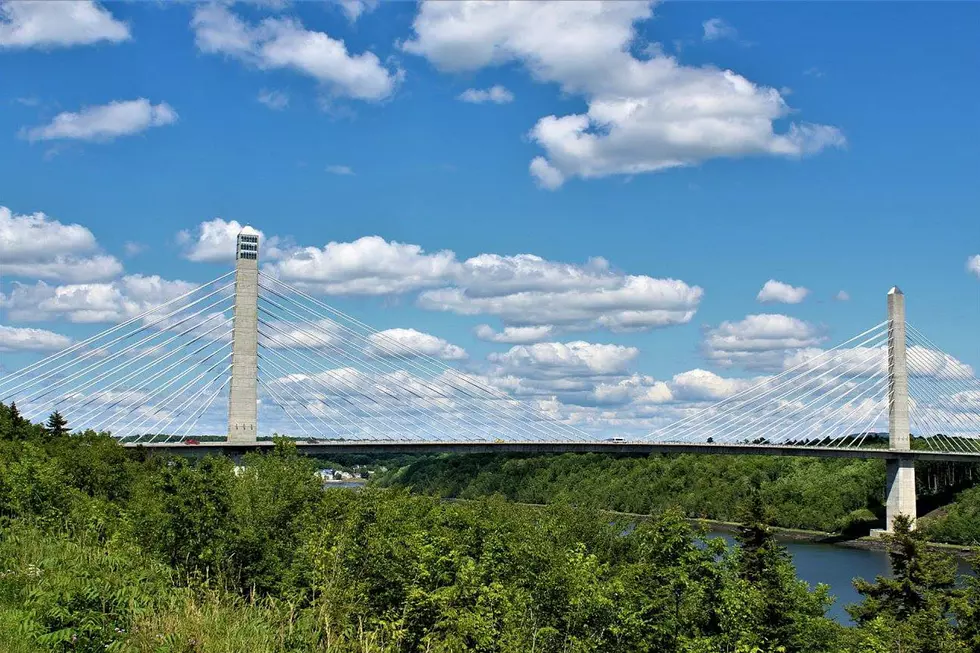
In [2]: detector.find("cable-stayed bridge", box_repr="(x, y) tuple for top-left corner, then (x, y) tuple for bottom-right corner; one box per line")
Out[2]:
(2, 227), (978, 532)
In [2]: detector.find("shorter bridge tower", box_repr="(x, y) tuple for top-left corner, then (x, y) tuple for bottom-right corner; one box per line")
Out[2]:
(884, 286), (916, 531)
(227, 227), (260, 442)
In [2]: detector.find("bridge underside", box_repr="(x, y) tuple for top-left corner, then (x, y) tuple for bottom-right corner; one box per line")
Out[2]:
(124, 440), (980, 463)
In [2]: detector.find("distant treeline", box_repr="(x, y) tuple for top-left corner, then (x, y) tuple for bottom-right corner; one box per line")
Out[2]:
(376, 452), (980, 544)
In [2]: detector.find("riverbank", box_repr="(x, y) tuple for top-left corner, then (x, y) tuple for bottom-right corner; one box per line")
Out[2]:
(446, 498), (978, 559)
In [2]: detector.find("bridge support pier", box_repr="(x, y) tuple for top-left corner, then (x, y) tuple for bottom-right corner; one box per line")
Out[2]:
(885, 456), (916, 531)
(878, 287), (916, 534)
(227, 227), (260, 443)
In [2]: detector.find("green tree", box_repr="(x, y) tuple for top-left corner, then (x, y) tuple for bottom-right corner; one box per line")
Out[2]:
(730, 492), (838, 653)
(848, 516), (964, 652)
(952, 555), (980, 651)
(45, 410), (68, 437)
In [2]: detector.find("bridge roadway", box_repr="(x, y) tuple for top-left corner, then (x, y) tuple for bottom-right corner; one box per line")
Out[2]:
(124, 440), (980, 463)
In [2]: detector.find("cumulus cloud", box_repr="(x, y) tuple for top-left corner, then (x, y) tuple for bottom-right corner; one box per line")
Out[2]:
(835, 290), (850, 301)
(326, 164), (354, 175)
(191, 3), (401, 101)
(458, 85), (514, 104)
(756, 279), (809, 304)
(489, 341), (639, 377)
(702, 313), (825, 370)
(968, 254), (980, 278)
(783, 345), (974, 381)
(178, 218), (275, 264)
(0, 325), (72, 352)
(0, 0), (129, 49)
(257, 89), (289, 110)
(21, 98), (177, 143)
(0, 275), (196, 323)
(592, 374), (672, 406)
(474, 324), (555, 344)
(259, 319), (341, 349)
(669, 368), (757, 402)
(0, 206), (122, 282)
(265, 233), (702, 332)
(420, 272), (702, 332)
(367, 328), (467, 361)
(403, 1), (844, 189)
(264, 236), (457, 295)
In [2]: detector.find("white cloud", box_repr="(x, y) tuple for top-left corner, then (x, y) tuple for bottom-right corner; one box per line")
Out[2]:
(259, 319), (340, 349)
(326, 164), (354, 175)
(592, 374), (672, 405)
(489, 341), (639, 377)
(337, 0), (378, 22)
(756, 279), (809, 304)
(0, 206), (122, 282)
(265, 236), (457, 295)
(241, 231), (702, 333)
(835, 290), (850, 301)
(420, 271), (702, 332)
(21, 98), (177, 143)
(702, 313), (825, 370)
(0, 275), (196, 323)
(270, 239), (702, 331)
(403, 1), (843, 189)
(474, 324), (554, 344)
(367, 328), (467, 361)
(783, 345), (974, 381)
(1, 255), (123, 283)
(191, 4), (401, 102)
(458, 85), (514, 104)
(669, 368), (756, 402)
(702, 18), (737, 42)
(178, 218), (272, 264)
(529, 157), (565, 190)
(0, 325), (72, 352)
(257, 89), (289, 110)
(967, 254), (980, 279)
(0, 0), (129, 49)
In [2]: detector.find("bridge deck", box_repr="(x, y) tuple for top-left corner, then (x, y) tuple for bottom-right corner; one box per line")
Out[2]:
(124, 441), (980, 463)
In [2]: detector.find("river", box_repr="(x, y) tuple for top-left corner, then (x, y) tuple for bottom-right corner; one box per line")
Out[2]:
(706, 529), (974, 624)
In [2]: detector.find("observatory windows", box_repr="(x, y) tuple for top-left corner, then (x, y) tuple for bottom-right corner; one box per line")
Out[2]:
(236, 234), (260, 260)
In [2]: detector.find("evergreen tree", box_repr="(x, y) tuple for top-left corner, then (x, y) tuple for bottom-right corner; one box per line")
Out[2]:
(46, 410), (69, 437)
(848, 516), (963, 652)
(8, 401), (23, 427)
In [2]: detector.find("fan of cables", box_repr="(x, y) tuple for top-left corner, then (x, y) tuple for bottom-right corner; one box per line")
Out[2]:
(0, 273), (236, 442)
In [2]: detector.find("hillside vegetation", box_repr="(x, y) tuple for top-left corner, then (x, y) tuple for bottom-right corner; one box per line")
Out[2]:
(377, 452), (980, 544)
(1, 403), (978, 652)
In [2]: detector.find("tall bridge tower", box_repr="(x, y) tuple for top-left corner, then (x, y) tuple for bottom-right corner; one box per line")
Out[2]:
(227, 227), (260, 442)
(885, 286), (916, 530)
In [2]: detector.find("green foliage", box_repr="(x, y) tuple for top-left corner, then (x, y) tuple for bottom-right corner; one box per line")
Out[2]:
(45, 411), (68, 438)
(924, 485), (980, 546)
(0, 403), (977, 652)
(0, 522), (171, 652)
(378, 452), (889, 533)
(848, 517), (968, 652)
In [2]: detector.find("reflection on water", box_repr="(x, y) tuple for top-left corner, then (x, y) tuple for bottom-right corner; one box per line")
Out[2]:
(323, 480), (368, 489)
(706, 530), (974, 624)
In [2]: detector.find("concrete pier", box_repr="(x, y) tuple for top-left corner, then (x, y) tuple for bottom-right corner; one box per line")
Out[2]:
(227, 227), (260, 442)
(883, 287), (916, 531)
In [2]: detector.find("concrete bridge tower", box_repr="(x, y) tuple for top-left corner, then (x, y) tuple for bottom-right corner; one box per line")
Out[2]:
(885, 286), (916, 531)
(227, 227), (260, 442)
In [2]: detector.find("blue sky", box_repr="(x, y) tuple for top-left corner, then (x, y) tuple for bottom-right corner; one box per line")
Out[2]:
(1, 0), (978, 436)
